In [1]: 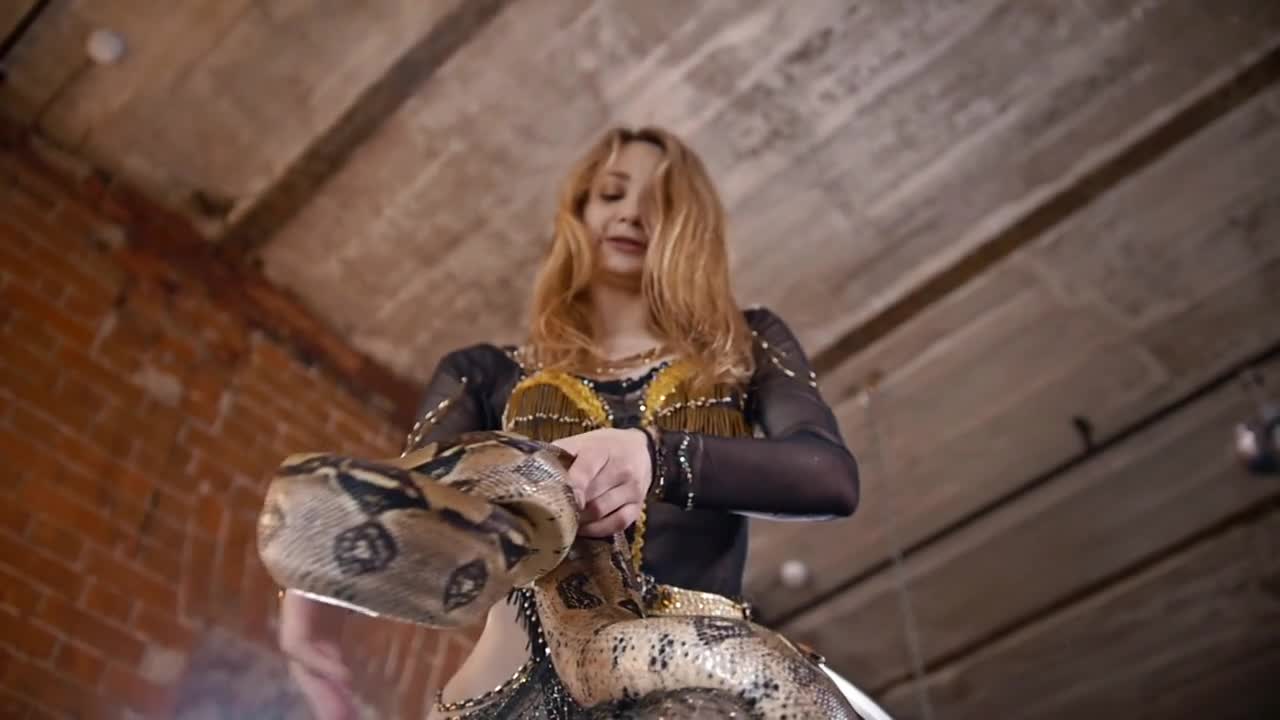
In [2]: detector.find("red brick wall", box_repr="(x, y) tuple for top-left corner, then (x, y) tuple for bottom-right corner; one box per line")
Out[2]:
(0, 140), (472, 718)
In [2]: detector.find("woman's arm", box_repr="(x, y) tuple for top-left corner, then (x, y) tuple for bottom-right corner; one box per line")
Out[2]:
(402, 345), (502, 453)
(651, 308), (859, 519)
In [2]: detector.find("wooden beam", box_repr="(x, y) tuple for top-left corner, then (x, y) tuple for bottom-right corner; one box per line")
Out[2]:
(0, 1), (45, 75)
(877, 505), (1280, 719)
(218, 0), (513, 258)
(808, 42), (1280, 386)
(748, 41), (1280, 625)
(3, 120), (424, 429)
(782, 351), (1280, 693)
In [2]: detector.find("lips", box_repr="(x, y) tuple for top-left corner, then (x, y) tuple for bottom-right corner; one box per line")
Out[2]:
(605, 236), (648, 255)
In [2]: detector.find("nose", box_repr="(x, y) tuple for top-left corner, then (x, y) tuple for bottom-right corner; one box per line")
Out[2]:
(616, 195), (642, 229)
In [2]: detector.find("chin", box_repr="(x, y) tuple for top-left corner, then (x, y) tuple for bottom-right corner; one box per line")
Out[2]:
(596, 246), (647, 279)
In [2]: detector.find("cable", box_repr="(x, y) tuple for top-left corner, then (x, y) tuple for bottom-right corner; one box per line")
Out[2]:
(859, 381), (935, 720)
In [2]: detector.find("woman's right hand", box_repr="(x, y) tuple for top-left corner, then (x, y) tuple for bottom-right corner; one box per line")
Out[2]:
(279, 589), (359, 720)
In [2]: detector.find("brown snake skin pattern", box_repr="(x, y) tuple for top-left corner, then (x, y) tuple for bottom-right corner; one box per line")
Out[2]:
(257, 432), (857, 718)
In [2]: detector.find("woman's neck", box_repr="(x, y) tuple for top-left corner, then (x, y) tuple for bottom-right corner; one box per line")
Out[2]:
(588, 283), (662, 359)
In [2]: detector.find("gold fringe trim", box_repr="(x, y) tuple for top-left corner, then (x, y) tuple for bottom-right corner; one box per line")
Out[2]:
(497, 360), (752, 576)
(644, 361), (750, 438)
(502, 370), (610, 441)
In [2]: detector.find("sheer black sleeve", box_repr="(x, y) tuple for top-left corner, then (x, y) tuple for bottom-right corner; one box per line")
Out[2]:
(651, 308), (859, 519)
(401, 344), (506, 453)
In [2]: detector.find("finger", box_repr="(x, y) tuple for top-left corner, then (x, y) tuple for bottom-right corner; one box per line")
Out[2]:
(579, 503), (640, 537)
(580, 481), (635, 524)
(291, 661), (357, 720)
(564, 449), (606, 508)
(290, 642), (352, 685)
(581, 454), (621, 506)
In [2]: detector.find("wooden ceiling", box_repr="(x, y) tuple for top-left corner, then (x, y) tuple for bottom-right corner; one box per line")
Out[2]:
(4, 1), (1278, 716)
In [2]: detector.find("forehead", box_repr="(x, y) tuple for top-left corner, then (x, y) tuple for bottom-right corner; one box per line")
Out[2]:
(600, 141), (663, 181)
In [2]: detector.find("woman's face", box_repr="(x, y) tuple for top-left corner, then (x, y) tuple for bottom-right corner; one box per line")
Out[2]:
(582, 140), (663, 280)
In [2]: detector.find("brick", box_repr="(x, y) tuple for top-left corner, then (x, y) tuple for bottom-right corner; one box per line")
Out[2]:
(54, 346), (145, 408)
(181, 424), (270, 482)
(8, 405), (106, 478)
(151, 332), (201, 371)
(15, 481), (120, 550)
(54, 642), (106, 688)
(239, 562), (279, 646)
(51, 374), (110, 432)
(60, 288), (113, 326)
(192, 493), (224, 539)
(1, 284), (98, 350)
(123, 399), (185, 451)
(1, 306), (61, 353)
(99, 663), (172, 717)
(0, 567), (43, 617)
(7, 158), (65, 210)
(212, 521), (251, 613)
(82, 409), (140, 464)
(181, 368), (230, 427)
(0, 690), (45, 720)
(0, 529), (84, 600)
(236, 377), (330, 437)
(0, 611), (59, 661)
(0, 433), (64, 493)
(25, 516), (84, 566)
(131, 605), (195, 653)
(131, 439), (192, 481)
(5, 654), (100, 719)
(218, 403), (280, 454)
(82, 582), (134, 626)
(93, 336), (145, 378)
(179, 536), (215, 623)
(39, 459), (147, 533)
(186, 452), (238, 495)
(128, 535), (183, 582)
(0, 494), (30, 537)
(0, 221), (42, 272)
(37, 596), (143, 666)
(24, 237), (123, 307)
(84, 548), (178, 618)
(227, 483), (264, 523)
(0, 337), (61, 393)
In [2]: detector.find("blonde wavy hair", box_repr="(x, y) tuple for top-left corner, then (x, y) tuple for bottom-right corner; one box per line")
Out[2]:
(527, 126), (754, 391)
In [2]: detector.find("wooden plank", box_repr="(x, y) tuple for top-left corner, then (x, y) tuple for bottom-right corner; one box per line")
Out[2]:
(730, 0), (1280, 357)
(0, 1), (39, 49)
(744, 80), (1280, 620)
(2, 1), (471, 235)
(0, 0), (90, 124)
(219, 0), (509, 256)
(876, 507), (1280, 720)
(781, 351), (1280, 691)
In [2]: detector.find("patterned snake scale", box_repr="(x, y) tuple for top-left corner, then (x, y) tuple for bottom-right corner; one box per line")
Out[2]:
(257, 431), (857, 719)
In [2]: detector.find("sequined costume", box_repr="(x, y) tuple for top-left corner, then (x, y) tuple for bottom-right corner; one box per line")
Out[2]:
(412, 307), (861, 718)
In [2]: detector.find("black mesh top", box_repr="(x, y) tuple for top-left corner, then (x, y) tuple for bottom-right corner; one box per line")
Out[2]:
(405, 307), (859, 600)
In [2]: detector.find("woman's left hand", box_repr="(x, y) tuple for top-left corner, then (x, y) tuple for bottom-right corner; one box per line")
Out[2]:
(552, 428), (652, 537)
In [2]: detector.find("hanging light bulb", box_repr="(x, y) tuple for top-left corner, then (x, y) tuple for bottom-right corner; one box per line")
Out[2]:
(1235, 368), (1278, 476)
(1235, 416), (1278, 474)
(86, 28), (127, 65)
(779, 559), (809, 588)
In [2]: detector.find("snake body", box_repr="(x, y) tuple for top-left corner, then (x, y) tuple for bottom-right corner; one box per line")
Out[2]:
(257, 431), (857, 718)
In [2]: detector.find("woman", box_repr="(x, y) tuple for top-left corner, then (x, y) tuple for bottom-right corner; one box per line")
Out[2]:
(278, 127), (861, 718)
